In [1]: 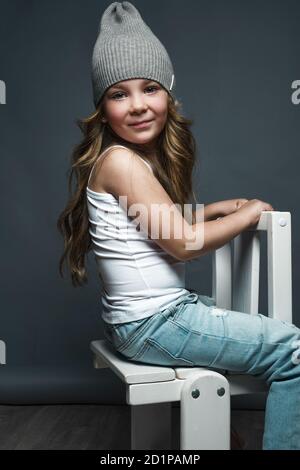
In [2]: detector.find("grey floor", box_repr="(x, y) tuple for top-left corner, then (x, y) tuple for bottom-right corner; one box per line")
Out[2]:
(0, 404), (264, 450)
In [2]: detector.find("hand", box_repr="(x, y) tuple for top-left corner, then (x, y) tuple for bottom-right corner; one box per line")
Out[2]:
(219, 198), (249, 216)
(235, 198), (249, 210)
(236, 199), (275, 227)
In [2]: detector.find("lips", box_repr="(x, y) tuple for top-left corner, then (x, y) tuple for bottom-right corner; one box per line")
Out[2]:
(129, 119), (153, 126)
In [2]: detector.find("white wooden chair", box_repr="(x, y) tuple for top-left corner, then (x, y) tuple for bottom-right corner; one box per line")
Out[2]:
(90, 211), (292, 450)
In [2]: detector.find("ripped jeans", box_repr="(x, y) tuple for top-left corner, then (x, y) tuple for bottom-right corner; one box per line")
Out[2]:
(103, 289), (300, 450)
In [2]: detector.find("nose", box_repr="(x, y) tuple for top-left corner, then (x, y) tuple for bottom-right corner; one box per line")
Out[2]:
(129, 92), (148, 113)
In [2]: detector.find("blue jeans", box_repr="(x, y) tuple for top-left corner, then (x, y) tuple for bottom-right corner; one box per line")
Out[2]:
(103, 290), (300, 450)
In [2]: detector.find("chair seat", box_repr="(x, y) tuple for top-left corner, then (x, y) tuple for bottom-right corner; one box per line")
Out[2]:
(91, 339), (268, 394)
(90, 339), (175, 384)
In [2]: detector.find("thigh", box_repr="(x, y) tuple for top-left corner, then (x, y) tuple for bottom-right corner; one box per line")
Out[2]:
(103, 291), (213, 365)
(104, 292), (300, 377)
(109, 294), (253, 368)
(175, 301), (265, 371)
(167, 297), (300, 378)
(123, 294), (300, 377)
(140, 298), (263, 369)
(117, 294), (221, 367)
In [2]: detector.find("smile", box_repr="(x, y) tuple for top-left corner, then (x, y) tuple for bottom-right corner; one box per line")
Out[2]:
(129, 120), (153, 129)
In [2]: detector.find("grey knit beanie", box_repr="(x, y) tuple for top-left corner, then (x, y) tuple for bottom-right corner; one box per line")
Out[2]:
(91, 1), (176, 108)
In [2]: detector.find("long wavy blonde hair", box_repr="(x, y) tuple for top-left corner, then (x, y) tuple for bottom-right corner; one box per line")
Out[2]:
(57, 93), (199, 287)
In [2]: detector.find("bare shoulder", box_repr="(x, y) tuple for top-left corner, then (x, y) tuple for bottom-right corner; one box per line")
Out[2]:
(88, 147), (132, 193)
(96, 147), (153, 196)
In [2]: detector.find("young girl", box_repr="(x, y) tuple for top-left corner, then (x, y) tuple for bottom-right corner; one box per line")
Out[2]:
(57, 2), (300, 450)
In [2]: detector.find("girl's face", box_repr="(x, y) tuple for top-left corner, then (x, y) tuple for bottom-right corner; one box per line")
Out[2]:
(102, 78), (168, 150)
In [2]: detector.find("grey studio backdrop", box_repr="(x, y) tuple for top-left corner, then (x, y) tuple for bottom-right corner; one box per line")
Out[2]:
(0, 0), (299, 408)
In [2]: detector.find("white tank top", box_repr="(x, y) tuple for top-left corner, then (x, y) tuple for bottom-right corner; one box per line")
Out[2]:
(86, 144), (189, 324)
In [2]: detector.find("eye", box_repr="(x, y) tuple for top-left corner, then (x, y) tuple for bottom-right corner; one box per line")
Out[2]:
(111, 85), (159, 100)
(145, 86), (159, 93)
(111, 91), (125, 100)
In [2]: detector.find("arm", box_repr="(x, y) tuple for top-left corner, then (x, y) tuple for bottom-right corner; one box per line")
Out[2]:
(193, 199), (249, 223)
(99, 149), (250, 262)
(182, 211), (251, 262)
(98, 148), (195, 261)
(199, 202), (223, 222)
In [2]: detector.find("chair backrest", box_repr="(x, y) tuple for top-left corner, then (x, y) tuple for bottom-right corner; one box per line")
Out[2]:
(212, 211), (292, 323)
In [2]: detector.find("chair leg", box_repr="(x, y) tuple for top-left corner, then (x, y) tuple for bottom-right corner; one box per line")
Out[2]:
(180, 370), (230, 450)
(131, 403), (172, 450)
